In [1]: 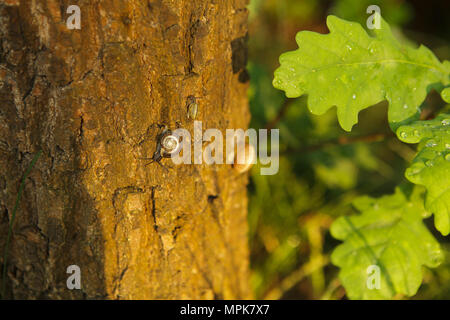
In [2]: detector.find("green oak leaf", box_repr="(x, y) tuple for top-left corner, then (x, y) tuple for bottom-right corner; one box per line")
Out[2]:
(273, 15), (450, 131)
(331, 186), (443, 299)
(396, 114), (450, 235)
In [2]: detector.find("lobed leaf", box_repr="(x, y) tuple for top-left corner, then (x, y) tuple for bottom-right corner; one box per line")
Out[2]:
(396, 114), (450, 235)
(273, 15), (450, 131)
(331, 186), (443, 299)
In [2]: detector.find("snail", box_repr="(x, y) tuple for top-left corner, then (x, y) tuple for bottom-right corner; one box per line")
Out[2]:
(140, 126), (181, 170)
(186, 95), (198, 120)
(160, 131), (181, 157)
(232, 142), (256, 174)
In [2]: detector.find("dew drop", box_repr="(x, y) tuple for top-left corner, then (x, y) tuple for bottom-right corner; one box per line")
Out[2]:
(426, 140), (437, 147)
(425, 160), (434, 167)
(442, 119), (450, 126)
(413, 130), (420, 137)
(410, 164), (424, 175)
(430, 249), (443, 265)
(446, 143), (450, 149)
(406, 168), (420, 177)
(403, 104), (408, 109)
(352, 94), (356, 99)
(399, 131), (408, 139)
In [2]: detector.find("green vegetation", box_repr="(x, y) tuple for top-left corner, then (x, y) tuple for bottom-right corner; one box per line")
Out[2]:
(248, 0), (450, 300)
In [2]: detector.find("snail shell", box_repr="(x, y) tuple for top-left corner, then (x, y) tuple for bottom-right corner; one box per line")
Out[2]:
(233, 143), (256, 173)
(186, 96), (198, 120)
(161, 131), (181, 157)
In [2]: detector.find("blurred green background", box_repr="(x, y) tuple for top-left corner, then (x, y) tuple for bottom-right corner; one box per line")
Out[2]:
(246, 0), (450, 299)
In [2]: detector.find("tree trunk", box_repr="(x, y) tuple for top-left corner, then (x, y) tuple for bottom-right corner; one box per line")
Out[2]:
(0, 0), (251, 299)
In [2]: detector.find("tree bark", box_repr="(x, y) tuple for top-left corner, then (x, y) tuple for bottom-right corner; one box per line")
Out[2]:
(0, 0), (251, 299)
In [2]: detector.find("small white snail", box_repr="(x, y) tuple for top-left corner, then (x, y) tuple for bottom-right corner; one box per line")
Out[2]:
(160, 131), (181, 157)
(140, 127), (181, 170)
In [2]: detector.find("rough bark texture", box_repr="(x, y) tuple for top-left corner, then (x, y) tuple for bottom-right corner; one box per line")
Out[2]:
(0, 0), (251, 299)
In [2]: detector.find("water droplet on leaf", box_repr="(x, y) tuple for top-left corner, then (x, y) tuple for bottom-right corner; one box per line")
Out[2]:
(426, 140), (437, 147)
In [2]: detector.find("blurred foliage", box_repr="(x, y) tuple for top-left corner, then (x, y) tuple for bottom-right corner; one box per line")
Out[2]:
(331, 185), (443, 300)
(247, 0), (450, 299)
